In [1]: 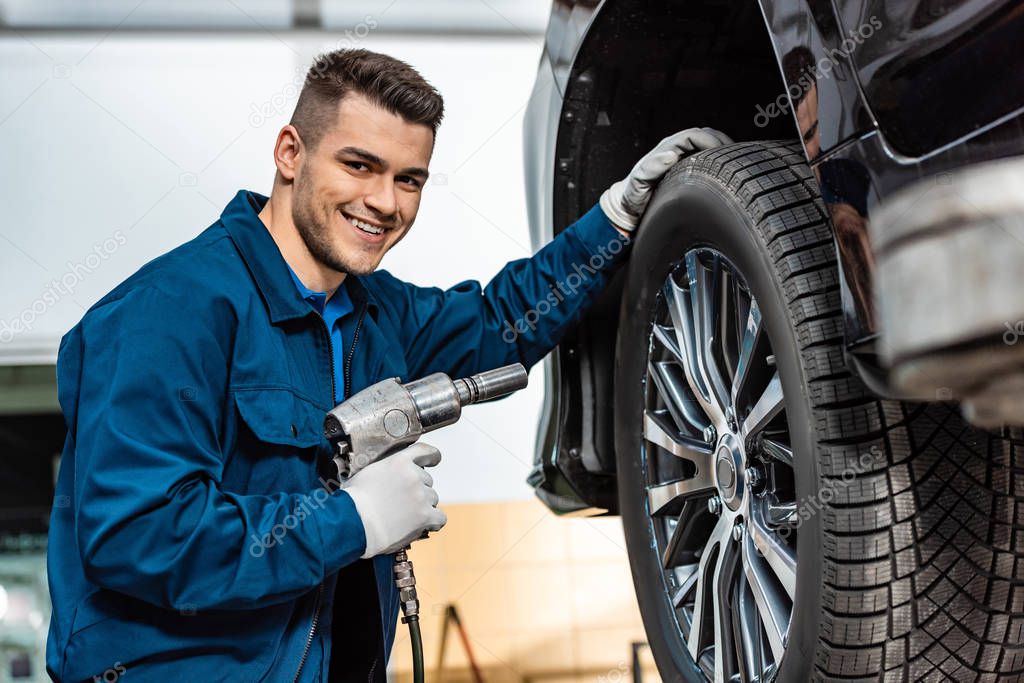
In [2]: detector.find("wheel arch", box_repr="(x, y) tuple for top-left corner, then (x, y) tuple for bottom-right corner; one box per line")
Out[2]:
(549, 0), (801, 506)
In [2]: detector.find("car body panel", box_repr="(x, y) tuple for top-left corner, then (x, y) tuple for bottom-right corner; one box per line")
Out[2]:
(545, 1), (605, 96)
(756, 0), (874, 156)
(524, 0), (1024, 511)
(835, 0), (1024, 158)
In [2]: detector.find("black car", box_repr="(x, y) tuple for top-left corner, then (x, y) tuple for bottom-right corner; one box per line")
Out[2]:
(523, 1), (1024, 681)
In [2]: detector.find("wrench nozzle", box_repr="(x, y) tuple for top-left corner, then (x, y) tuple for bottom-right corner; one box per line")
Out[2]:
(454, 363), (529, 405)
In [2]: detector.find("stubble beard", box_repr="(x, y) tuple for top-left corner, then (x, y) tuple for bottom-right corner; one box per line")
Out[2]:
(291, 174), (378, 277)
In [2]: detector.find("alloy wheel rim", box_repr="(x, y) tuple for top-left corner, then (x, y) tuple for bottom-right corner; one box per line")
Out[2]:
(641, 247), (798, 683)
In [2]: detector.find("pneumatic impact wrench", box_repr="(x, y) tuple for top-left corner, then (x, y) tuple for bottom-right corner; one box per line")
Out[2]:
(323, 363), (529, 682)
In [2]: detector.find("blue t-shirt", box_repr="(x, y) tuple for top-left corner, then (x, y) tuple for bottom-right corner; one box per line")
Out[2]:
(286, 265), (354, 400)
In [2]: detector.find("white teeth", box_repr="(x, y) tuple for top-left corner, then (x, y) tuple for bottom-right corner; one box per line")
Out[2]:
(347, 214), (384, 235)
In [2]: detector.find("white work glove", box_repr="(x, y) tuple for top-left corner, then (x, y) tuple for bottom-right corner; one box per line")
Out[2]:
(599, 127), (734, 231)
(342, 442), (447, 558)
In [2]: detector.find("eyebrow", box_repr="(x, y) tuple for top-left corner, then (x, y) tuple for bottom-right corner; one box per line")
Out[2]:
(802, 120), (819, 143)
(334, 145), (430, 181)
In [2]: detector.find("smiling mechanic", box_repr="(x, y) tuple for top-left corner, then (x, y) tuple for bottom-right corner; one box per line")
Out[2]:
(46, 49), (731, 681)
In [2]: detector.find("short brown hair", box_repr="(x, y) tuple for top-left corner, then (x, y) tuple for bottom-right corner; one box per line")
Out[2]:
(290, 48), (445, 150)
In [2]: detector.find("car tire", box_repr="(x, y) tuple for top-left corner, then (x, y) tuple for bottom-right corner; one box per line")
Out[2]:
(613, 140), (1024, 682)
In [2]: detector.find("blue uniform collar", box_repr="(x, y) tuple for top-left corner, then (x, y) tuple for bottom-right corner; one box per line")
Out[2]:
(285, 262), (354, 322)
(220, 190), (379, 323)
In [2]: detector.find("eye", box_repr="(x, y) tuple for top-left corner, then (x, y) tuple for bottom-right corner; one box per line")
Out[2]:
(396, 175), (422, 189)
(344, 161), (370, 172)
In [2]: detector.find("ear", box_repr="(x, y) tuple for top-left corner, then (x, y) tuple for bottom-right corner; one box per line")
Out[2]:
(273, 125), (303, 181)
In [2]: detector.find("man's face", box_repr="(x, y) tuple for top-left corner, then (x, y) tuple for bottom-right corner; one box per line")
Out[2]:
(291, 92), (434, 276)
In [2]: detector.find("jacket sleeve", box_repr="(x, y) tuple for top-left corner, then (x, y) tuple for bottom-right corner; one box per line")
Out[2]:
(375, 203), (631, 379)
(66, 285), (365, 611)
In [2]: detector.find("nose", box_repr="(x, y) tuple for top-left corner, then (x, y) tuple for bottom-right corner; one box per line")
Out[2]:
(363, 174), (398, 219)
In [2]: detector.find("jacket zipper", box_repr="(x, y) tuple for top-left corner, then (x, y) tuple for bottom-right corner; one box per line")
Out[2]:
(293, 581), (323, 682)
(294, 314), (334, 683)
(293, 302), (366, 682)
(344, 304), (367, 398)
(319, 313), (337, 408)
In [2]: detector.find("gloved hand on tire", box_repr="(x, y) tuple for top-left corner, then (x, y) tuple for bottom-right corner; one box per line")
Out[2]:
(342, 442), (447, 558)
(600, 127), (734, 232)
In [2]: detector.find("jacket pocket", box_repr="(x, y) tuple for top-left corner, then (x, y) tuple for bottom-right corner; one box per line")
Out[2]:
(232, 387), (324, 449)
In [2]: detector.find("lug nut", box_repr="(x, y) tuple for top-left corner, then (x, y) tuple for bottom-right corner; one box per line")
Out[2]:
(732, 523), (745, 542)
(703, 425), (717, 445)
(707, 496), (722, 515)
(744, 466), (764, 490)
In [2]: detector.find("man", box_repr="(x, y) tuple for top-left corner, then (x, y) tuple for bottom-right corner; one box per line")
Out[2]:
(46, 49), (730, 681)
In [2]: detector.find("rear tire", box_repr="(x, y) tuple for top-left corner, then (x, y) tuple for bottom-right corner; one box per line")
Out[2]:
(613, 140), (1024, 682)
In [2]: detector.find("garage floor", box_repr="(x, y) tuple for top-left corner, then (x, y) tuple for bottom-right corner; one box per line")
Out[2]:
(390, 498), (661, 681)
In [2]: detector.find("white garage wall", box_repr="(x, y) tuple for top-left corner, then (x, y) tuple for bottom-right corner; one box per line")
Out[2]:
(0, 28), (552, 503)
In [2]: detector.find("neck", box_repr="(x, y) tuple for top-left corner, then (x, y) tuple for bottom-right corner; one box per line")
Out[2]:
(259, 189), (347, 297)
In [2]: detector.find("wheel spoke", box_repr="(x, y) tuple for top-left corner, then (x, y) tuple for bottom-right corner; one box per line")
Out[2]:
(742, 534), (789, 664)
(749, 507), (797, 599)
(663, 276), (719, 425)
(653, 322), (684, 363)
(711, 522), (740, 683)
(649, 360), (708, 432)
(672, 563), (699, 608)
(685, 252), (731, 427)
(731, 298), (764, 407)
(644, 411), (712, 464)
(647, 476), (715, 516)
(760, 437), (793, 467)
(687, 515), (731, 666)
(766, 497), (798, 526)
(741, 372), (784, 439)
(734, 576), (765, 683)
(644, 412), (715, 516)
(663, 500), (715, 568)
(720, 270), (740, 383)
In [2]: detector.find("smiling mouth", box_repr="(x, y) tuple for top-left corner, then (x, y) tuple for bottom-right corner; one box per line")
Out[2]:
(341, 211), (388, 236)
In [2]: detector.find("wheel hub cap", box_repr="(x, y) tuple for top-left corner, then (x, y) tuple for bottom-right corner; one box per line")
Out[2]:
(715, 435), (745, 511)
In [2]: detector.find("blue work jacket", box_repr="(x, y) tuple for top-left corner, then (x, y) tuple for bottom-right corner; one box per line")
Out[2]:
(46, 190), (629, 682)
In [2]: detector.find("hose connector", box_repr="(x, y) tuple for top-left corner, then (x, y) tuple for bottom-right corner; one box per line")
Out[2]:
(394, 549), (419, 624)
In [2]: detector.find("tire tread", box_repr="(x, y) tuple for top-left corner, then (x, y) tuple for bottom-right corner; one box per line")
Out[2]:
(674, 141), (1024, 682)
